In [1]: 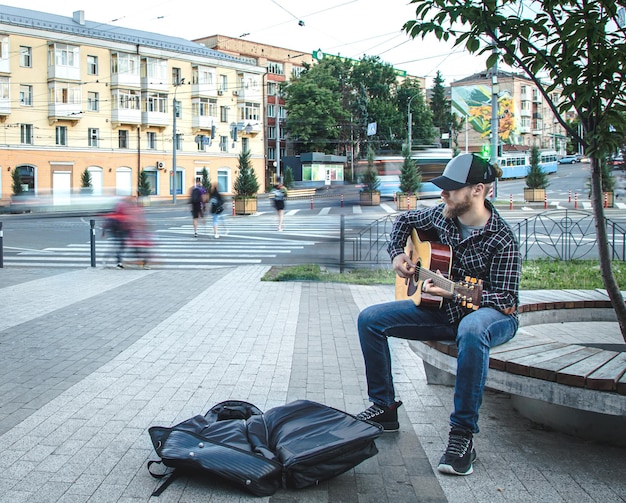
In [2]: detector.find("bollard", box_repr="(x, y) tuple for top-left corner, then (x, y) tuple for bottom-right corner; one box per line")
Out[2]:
(604, 192), (608, 208)
(90, 219), (96, 268)
(574, 192), (578, 209)
(568, 189), (571, 203)
(232, 200), (235, 216)
(310, 195), (314, 210)
(339, 214), (345, 273)
(544, 192), (548, 209)
(407, 197), (411, 211)
(509, 194), (513, 210)
(0, 221), (3, 269)
(340, 194), (344, 207)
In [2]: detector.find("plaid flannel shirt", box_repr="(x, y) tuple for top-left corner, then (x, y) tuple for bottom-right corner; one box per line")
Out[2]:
(388, 200), (521, 324)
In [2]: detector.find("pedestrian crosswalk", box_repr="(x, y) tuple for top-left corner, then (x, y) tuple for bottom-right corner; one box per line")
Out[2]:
(1, 213), (354, 269)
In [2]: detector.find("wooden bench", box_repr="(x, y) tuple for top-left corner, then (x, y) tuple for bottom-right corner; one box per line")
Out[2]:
(409, 289), (626, 444)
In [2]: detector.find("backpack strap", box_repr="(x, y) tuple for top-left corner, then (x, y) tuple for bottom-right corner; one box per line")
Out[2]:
(147, 460), (180, 497)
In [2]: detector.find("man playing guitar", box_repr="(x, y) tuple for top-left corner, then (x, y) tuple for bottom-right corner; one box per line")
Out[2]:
(356, 153), (521, 476)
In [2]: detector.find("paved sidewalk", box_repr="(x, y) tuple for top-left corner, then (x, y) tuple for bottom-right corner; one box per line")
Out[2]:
(0, 266), (624, 502)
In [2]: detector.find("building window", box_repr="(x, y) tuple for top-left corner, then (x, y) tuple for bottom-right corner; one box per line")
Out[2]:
(115, 89), (140, 110)
(267, 104), (275, 117)
(220, 106), (229, 122)
(267, 146), (275, 160)
(192, 66), (214, 85)
(267, 82), (276, 96)
(55, 126), (68, 146)
(119, 130), (129, 149)
(292, 66), (304, 78)
(267, 61), (284, 75)
(219, 135), (228, 152)
(192, 97), (217, 117)
(172, 67), (182, 85)
(146, 93), (167, 113)
(242, 137), (249, 153)
(147, 132), (157, 149)
(20, 46), (32, 67)
(88, 128), (99, 147)
(267, 126), (276, 139)
(19, 85), (33, 106)
(111, 52), (139, 75)
(240, 102), (260, 121)
(0, 77), (9, 100)
(20, 124), (33, 144)
(50, 83), (81, 104)
(217, 168), (229, 193)
(142, 57), (168, 83)
(52, 43), (79, 67)
(87, 55), (98, 75)
(521, 85), (528, 97)
(219, 74), (228, 92)
(87, 91), (99, 112)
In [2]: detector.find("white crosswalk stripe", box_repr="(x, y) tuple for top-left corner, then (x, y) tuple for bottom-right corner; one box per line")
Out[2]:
(2, 212), (352, 269)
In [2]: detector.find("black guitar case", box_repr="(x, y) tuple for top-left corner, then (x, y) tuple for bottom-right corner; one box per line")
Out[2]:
(147, 399), (383, 497)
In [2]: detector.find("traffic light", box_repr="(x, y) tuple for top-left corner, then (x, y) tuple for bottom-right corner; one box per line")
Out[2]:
(480, 144), (491, 159)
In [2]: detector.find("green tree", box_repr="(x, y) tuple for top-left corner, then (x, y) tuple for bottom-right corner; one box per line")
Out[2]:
(283, 166), (295, 189)
(404, 0), (626, 339)
(430, 71), (449, 143)
(11, 168), (23, 196)
(400, 79), (435, 149)
(200, 167), (211, 191)
(137, 169), (151, 197)
(525, 146), (549, 189)
(360, 146), (380, 193)
(399, 146), (422, 194)
(233, 150), (259, 197)
(80, 168), (93, 193)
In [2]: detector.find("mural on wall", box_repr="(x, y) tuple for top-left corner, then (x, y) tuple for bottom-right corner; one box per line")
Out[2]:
(451, 85), (520, 145)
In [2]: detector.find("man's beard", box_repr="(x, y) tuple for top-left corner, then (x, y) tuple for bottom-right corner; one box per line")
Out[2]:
(443, 194), (472, 219)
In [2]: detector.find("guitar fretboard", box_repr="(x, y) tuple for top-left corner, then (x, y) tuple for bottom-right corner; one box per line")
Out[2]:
(416, 266), (454, 294)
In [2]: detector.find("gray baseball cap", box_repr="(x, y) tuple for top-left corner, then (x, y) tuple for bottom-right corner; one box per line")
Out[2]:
(431, 154), (496, 191)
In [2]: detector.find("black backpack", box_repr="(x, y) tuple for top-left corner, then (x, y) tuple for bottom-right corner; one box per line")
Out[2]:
(191, 187), (203, 204)
(147, 399), (382, 497)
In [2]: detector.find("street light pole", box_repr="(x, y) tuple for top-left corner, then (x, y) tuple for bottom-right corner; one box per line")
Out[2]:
(172, 78), (184, 204)
(407, 94), (419, 152)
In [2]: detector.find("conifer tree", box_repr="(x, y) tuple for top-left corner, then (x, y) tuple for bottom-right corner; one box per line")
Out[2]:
(233, 150), (260, 197)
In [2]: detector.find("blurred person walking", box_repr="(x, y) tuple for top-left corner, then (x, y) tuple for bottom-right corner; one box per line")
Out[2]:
(271, 180), (287, 232)
(189, 178), (207, 237)
(208, 183), (225, 238)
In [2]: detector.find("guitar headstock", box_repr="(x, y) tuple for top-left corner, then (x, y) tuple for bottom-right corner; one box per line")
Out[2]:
(453, 276), (483, 310)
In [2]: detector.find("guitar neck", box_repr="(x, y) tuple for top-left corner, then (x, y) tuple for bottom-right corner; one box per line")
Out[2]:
(417, 267), (454, 294)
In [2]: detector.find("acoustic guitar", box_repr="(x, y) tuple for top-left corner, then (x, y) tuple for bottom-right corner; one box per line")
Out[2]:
(394, 229), (483, 310)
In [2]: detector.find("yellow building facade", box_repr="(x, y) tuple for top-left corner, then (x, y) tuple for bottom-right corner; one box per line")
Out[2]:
(0, 6), (266, 207)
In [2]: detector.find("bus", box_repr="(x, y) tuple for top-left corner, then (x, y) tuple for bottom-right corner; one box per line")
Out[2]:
(358, 148), (453, 199)
(498, 150), (558, 179)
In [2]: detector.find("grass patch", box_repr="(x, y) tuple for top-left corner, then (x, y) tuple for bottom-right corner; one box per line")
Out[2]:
(262, 259), (626, 290)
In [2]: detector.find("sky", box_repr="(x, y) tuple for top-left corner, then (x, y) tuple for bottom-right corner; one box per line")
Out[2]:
(0, 0), (490, 88)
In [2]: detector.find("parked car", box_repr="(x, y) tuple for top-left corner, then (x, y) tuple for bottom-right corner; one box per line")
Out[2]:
(558, 155), (578, 164)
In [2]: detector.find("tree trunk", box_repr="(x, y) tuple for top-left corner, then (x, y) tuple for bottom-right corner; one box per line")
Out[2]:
(590, 157), (626, 341)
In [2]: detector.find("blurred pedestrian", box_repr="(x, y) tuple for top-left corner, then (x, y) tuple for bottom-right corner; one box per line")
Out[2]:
(207, 183), (225, 238)
(189, 178), (207, 237)
(271, 180), (287, 232)
(102, 196), (134, 268)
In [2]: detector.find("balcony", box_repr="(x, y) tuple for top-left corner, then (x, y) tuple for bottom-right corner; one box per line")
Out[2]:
(142, 111), (168, 129)
(192, 82), (218, 98)
(0, 96), (10, 118)
(111, 72), (141, 89)
(519, 126), (531, 134)
(237, 120), (262, 134)
(48, 102), (82, 124)
(192, 115), (218, 132)
(48, 65), (80, 81)
(111, 108), (141, 126)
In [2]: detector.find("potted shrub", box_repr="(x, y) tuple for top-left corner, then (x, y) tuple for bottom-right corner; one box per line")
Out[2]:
(137, 169), (152, 205)
(200, 167), (211, 192)
(360, 147), (381, 206)
(524, 146), (549, 202)
(233, 150), (260, 214)
(80, 168), (93, 195)
(396, 146), (422, 210)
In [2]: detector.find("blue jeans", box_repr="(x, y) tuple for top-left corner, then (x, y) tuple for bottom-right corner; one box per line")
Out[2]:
(358, 300), (518, 433)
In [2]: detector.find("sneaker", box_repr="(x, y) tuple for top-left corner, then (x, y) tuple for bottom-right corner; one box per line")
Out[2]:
(214, 234), (219, 238)
(356, 401), (402, 432)
(194, 233), (198, 238)
(116, 263), (124, 269)
(437, 428), (477, 476)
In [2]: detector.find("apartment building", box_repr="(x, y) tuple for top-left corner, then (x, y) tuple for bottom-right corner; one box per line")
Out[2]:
(450, 70), (568, 155)
(194, 35), (313, 186)
(0, 5), (265, 206)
